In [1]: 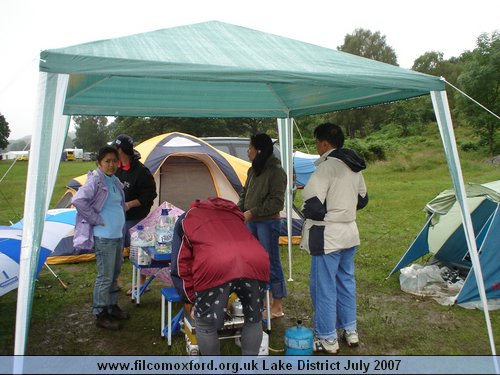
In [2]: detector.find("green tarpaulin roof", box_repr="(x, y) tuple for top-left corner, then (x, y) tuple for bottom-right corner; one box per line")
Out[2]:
(39, 21), (445, 118)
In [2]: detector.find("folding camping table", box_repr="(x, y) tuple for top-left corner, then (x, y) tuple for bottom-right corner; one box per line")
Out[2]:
(130, 248), (171, 305)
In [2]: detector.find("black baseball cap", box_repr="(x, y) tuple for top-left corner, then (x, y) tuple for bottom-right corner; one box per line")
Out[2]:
(112, 134), (134, 156)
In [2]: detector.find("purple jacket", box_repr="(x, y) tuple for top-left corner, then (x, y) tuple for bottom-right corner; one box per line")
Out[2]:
(72, 168), (125, 250)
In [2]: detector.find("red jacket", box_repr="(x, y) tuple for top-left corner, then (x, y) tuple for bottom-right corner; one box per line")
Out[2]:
(171, 197), (270, 303)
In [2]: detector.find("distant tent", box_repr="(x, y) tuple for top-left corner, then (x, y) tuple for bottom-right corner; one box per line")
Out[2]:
(389, 180), (500, 306)
(56, 132), (303, 253)
(293, 151), (319, 189)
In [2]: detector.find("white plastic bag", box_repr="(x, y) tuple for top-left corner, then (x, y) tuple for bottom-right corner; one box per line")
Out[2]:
(399, 264), (463, 305)
(400, 264), (443, 296)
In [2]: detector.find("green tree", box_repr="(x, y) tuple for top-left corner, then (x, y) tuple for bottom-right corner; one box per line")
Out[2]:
(413, 51), (446, 75)
(73, 116), (109, 152)
(108, 117), (276, 143)
(338, 28), (398, 65)
(0, 113), (11, 149)
(412, 51), (465, 119)
(334, 28), (398, 137)
(387, 99), (430, 136)
(455, 31), (499, 155)
(64, 135), (74, 149)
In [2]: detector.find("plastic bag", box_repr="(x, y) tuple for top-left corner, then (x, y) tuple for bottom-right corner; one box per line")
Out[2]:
(399, 264), (464, 306)
(400, 264), (444, 296)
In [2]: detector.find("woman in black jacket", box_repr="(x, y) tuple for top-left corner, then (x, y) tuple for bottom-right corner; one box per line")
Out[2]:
(238, 134), (288, 319)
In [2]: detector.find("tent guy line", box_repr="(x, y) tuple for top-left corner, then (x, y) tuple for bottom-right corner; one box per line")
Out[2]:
(443, 79), (500, 120)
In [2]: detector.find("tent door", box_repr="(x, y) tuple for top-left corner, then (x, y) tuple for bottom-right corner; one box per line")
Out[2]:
(158, 156), (217, 211)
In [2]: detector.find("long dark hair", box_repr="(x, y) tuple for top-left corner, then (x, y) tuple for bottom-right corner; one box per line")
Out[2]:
(250, 134), (274, 176)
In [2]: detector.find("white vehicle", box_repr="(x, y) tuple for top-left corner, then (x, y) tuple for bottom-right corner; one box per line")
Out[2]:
(82, 152), (97, 161)
(73, 148), (83, 159)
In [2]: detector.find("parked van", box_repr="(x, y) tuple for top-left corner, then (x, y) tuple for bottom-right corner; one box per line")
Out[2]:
(64, 150), (75, 161)
(201, 137), (281, 162)
(83, 152), (97, 161)
(16, 154), (29, 161)
(202, 137), (297, 192)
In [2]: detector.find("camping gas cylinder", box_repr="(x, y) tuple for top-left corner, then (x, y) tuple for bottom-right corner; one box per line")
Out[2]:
(284, 320), (313, 355)
(231, 298), (244, 317)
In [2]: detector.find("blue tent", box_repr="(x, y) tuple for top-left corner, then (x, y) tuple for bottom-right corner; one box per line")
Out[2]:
(293, 151), (319, 189)
(389, 180), (500, 306)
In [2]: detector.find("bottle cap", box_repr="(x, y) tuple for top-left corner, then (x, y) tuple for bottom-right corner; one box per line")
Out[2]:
(161, 208), (169, 215)
(137, 225), (144, 230)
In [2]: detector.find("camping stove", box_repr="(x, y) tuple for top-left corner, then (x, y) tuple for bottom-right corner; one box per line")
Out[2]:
(182, 311), (245, 355)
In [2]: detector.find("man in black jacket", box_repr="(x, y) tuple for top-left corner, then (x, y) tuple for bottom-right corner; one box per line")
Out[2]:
(112, 134), (157, 291)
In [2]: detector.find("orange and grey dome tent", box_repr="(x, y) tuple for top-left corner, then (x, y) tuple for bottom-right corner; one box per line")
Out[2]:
(57, 132), (249, 211)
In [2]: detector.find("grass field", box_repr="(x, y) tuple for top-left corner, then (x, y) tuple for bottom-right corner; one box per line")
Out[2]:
(0, 134), (499, 356)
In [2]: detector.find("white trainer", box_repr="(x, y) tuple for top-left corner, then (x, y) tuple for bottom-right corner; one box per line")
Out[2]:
(339, 329), (359, 347)
(313, 337), (339, 354)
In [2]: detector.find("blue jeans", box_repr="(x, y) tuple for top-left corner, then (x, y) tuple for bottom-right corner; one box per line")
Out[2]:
(310, 246), (357, 340)
(93, 237), (123, 315)
(246, 219), (287, 299)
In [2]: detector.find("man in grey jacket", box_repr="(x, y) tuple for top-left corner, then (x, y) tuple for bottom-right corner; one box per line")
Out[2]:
(300, 123), (368, 354)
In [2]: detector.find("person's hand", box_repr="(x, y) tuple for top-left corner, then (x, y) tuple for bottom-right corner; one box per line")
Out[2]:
(243, 210), (253, 222)
(125, 199), (140, 211)
(184, 303), (195, 319)
(184, 303), (194, 319)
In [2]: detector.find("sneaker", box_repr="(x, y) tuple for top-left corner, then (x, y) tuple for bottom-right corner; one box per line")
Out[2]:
(313, 337), (339, 354)
(109, 305), (130, 320)
(95, 312), (120, 330)
(339, 329), (359, 347)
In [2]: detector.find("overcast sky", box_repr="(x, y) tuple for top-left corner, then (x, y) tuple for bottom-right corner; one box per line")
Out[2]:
(0, 0), (498, 140)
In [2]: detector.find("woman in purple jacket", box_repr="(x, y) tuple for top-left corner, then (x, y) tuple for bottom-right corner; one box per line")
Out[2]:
(72, 146), (128, 331)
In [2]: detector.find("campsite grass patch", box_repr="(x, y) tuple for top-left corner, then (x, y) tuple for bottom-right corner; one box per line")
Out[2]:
(0, 160), (93, 225)
(0, 141), (499, 355)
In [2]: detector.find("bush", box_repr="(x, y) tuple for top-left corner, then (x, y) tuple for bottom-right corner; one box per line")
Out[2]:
(345, 139), (370, 160)
(344, 139), (390, 162)
(460, 141), (480, 152)
(367, 142), (387, 160)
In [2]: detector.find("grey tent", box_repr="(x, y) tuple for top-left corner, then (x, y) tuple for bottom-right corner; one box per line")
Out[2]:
(15, 21), (495, 355)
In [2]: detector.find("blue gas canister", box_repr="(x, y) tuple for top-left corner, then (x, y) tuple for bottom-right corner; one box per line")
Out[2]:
(284, 320), (314, 355)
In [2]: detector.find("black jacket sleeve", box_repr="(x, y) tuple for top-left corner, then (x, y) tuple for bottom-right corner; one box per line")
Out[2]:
(170, 213), (190, 303)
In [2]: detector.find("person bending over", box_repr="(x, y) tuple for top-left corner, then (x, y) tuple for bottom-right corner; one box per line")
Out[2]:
(171, 197), (270, 355)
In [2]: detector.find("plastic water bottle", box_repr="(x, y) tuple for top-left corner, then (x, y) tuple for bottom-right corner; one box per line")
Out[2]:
(156, 208), (175, 254)
(129, 227), (140, 262)
(134, 225), (151, 265)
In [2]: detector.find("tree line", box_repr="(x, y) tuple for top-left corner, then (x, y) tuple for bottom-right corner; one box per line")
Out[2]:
(1, 29), (498, 156)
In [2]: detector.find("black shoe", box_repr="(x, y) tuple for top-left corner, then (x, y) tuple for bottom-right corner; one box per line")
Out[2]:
(96, 312), (120, 330)
(109, 305), (130, 320)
